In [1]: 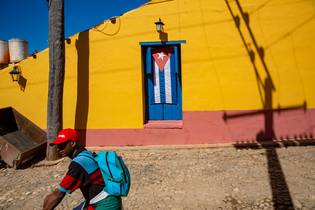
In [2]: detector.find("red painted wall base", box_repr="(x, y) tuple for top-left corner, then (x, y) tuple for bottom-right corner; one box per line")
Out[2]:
(80, 109), (315, 147)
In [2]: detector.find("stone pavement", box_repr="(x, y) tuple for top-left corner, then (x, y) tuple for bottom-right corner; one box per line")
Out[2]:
(0, 144), (314, 210)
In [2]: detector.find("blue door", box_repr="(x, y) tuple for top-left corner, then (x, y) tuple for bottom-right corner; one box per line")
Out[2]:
(145, 45), (182, 120)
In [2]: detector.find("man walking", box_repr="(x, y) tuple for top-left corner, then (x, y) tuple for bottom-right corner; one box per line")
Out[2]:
(43, 128), (122, 210)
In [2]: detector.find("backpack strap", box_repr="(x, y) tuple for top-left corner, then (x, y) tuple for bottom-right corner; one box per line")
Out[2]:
(74, 151), (110, 203)
(73, 151), (98, 174)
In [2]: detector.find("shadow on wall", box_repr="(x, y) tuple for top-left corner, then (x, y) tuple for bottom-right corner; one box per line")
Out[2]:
(223, 0), (309, 140)
(159, 31), (168, 42)
(222, 1), (311, 209)
(18, 75), (27, 91)
(74, 30), (90, 146)
(91, 17), (121, 36)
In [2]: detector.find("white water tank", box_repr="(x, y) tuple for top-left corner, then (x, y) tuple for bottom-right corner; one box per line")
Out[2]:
(0, 40), (9, 64)
(9, 38), (28, 63)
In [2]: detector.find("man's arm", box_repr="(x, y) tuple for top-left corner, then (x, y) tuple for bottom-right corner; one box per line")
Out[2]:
(43, 189), (65, 210)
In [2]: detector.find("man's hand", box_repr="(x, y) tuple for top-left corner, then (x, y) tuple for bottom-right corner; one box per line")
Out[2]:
(43, 189), (65, 210)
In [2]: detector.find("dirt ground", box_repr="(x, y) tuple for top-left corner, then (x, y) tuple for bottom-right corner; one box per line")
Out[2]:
(0, 145), (315, 210)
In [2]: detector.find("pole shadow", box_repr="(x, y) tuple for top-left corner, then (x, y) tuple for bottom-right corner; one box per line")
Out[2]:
(74, 31), (90, 146)
(223, 1), (311, 209)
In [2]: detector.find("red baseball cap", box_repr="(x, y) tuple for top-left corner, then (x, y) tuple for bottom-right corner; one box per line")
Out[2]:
(49, 128), (80, 146)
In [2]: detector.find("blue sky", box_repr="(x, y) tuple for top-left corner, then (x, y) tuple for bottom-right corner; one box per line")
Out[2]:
(0, 0), (148, 54)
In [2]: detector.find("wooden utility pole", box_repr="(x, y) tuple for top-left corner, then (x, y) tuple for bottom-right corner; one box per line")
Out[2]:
(46, 0), (65, 160)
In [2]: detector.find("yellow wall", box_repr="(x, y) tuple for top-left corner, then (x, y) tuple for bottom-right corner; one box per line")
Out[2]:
(0, 0), (314, 129)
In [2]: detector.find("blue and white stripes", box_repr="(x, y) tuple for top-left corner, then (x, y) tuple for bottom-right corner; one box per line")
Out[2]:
(152, 50), (176, 104)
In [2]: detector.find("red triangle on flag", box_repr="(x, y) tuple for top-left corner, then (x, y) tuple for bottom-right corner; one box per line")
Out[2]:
(152, 48), (173, 71)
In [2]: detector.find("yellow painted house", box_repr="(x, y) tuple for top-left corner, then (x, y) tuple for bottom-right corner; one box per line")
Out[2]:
(1, 0), (314, 146)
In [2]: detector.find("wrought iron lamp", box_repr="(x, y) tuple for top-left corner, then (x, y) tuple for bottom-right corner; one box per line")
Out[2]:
(155, 18), (164, 32)
(9, 66), (21, 82)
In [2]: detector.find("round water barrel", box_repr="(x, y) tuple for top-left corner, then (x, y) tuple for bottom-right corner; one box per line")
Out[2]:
(9, 38), (28, 63)
(0, 40), (9, 64)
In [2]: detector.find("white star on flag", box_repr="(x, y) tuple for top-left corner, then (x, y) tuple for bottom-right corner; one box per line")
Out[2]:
(157, 52), (166, 60)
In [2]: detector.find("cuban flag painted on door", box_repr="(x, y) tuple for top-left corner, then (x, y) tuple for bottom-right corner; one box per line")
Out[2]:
(151, 48), (177, 104)
(144, 45), (182, 120)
